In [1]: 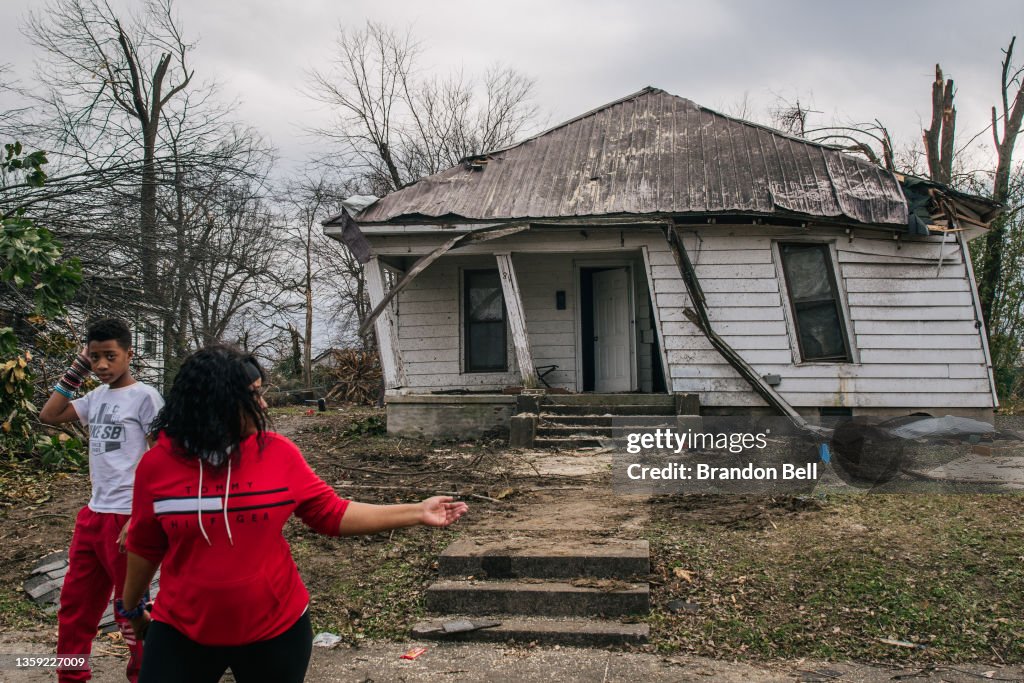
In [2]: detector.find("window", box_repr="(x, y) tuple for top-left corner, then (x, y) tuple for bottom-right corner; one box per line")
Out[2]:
(464, 269), (507, 372)
(778, 243), (851, 362)
(143, 330), (157, 356)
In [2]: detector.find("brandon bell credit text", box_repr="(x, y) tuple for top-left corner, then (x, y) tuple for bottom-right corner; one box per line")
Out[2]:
(626, 462), (818, 481)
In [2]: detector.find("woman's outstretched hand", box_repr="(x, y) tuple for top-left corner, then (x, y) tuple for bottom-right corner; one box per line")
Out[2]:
(418, 496), (469, 527)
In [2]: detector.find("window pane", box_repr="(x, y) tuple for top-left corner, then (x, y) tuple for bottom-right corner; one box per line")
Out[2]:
(468, 322), (505, 370)
(465, 270), (507, 372)
(468, 271), (504, 322)
(795, 301), (847, 360)
(781, 244), (831, 300)
(779, 243), (850, 362)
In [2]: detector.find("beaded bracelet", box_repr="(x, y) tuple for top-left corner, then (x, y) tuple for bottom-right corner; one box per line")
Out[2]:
(53, 384), (74, 399)
(114, 597), (148, 620)
(56, 353), (92, 397)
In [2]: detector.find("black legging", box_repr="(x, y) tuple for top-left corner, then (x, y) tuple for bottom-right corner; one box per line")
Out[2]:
(138, 611), (312, 683)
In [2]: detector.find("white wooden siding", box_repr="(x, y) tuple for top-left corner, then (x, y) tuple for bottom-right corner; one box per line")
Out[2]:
(372, 224), (992, 411)
(652, 227), (993, 409)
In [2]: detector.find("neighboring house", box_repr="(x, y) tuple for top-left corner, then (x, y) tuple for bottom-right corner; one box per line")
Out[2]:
(79, 276), (167, 390)
(312, 348), (342, 370)
(324, 87), (1002, 439)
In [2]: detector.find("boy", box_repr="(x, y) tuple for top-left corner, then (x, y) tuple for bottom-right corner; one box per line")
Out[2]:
(40, 318), (164, 683)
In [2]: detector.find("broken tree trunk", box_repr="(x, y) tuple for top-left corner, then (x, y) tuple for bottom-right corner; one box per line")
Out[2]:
(923, 64), (956, 186)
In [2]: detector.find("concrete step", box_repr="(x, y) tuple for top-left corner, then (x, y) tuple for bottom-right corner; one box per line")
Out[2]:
(533, 436), (605, 449)
(536, 425), (615, 438)
(439, 539), (649, 579)
(425, 579), (650, 617)
(540, 415), (615, 427)
(540, 394), (674, 407)
(542, 404), (676, 416)
(411, 615), (648, 647)
(538, 415), (676, 428)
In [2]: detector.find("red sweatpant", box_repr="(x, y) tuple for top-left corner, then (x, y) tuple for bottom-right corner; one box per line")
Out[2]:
(57, 506), (143, 682)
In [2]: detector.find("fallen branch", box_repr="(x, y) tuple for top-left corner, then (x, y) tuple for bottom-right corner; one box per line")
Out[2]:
(8, 513), (72, 523)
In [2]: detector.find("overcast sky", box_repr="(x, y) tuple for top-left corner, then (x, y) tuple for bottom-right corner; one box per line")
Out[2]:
(1, 0), (1021, 178)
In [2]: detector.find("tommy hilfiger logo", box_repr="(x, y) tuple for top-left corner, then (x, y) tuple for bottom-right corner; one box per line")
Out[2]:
(152, 488), (293, 515)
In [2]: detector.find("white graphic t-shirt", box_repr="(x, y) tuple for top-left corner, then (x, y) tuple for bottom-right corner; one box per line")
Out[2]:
(72, 382), (164, 513)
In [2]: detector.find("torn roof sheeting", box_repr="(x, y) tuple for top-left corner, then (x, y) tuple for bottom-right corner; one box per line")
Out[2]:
(342, 87), (910, 228)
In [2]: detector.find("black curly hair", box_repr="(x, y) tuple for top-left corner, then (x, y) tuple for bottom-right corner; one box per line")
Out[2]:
(151, 345), (268, 466)
(87, 318), (132, 350)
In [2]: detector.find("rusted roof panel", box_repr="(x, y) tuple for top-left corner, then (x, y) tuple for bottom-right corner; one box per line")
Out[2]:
(351, 87), (909, 227)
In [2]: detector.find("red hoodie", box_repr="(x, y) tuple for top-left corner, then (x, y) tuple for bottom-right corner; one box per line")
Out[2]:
(127, 431), (349, 646)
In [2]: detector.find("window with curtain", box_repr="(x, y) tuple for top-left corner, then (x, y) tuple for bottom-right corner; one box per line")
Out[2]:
(464, 269), (507, 372)
(778, 243), (851, 362)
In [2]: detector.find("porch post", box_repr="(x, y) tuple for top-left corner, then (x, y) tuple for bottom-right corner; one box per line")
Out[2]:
(495, 252), (538, 389)
(364, 256), (406, 390)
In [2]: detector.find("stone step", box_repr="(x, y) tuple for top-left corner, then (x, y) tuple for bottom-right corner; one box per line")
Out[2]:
(439, 539), (649, 579)
(540, 415), (615, 427)
(533, 437), (605, 449)
(539, 415), (676, 428)
(425, 580), (649, 617)
(540, 394), (674, 407)
(411, 615), (648, 647)
(541, 404), (676, 416)
(536, 425), (615, 438)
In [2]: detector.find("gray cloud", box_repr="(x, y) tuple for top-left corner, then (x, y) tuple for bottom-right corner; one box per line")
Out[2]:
(1, 0), (1019, 174)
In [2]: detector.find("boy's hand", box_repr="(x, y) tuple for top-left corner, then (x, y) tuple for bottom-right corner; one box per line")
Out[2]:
(118, 520), (130, 553)
(39, 347), (91, 425)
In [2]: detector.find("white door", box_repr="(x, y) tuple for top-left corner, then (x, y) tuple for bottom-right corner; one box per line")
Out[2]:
(593, 268), (633, 392)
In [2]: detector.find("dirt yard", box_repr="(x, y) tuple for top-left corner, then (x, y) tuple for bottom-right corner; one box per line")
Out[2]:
(1, 405), (1022, 675)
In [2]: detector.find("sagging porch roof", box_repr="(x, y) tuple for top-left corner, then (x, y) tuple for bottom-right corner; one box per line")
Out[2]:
(327, 87), (915, 229)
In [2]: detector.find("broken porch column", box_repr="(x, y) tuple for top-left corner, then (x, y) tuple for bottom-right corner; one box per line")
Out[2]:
(364, 255), (406, 389)
(495, 252), (538, 390)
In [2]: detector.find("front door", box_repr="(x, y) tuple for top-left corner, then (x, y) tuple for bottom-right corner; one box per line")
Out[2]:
(592, 268), (632, 392)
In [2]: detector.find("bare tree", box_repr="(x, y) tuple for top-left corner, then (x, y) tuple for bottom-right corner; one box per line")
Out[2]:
(978, 36), (1024, 328)
(22, 0), (283, 385)
(303, 21), (540, 361)
(768, 96), (899, 172)
(26, 0), (193, 296)
(278, 173), (367, 387)
(187, 188), (289, 348)
(307, 21), (538, 195)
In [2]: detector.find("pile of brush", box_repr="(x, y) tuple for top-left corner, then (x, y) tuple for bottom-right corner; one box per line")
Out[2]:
(319, 349), (383, 405)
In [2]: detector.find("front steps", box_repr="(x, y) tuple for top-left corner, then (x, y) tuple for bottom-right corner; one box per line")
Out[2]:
(413, 538), (651, 647)
(438, 538), (648, 579)
(512, 393), (697, 449)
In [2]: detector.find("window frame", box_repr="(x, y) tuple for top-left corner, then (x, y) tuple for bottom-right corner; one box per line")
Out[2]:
(776, 241), (853, 364)
(462, 268), (508, 373)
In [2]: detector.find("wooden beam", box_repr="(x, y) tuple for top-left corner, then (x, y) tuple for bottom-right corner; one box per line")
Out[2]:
(495, 253), (538, 389)
(364, 256), (406, 390)
(956, 231), (999, 409)
(640, 245), (672, 393)
(358, 223), (529, 337)
(664, 224), (807, 425)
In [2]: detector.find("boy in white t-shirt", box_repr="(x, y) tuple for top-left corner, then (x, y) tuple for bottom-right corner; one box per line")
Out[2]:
(40, 318), (163, 683)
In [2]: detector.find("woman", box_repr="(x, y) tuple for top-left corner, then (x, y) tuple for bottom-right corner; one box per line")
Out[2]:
(120, 345), (467, 683)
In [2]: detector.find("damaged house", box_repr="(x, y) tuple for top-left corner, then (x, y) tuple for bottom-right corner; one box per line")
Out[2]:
(324, 87), (1003, 442)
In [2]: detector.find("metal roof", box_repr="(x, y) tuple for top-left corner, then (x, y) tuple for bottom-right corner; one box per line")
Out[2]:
(345, 87), (909, 227)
